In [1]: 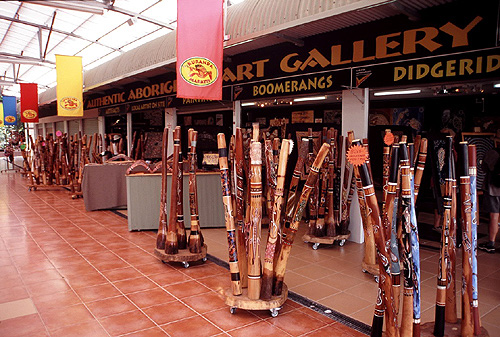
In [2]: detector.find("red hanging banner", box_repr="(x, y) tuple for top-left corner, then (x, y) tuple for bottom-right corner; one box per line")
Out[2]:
(20, 83), (39, 123)
(176, 0), (224, 100)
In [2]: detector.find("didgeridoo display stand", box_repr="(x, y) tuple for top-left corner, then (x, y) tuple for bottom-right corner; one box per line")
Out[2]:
(420, 321), (489, 336)
(224, 283), (288, 318)
(154, 244), (207, 268)
(361, 261), (379, 279)
(302, 231), (350, 250)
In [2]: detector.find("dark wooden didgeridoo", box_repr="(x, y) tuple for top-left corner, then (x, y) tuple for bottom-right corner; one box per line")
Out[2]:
(217, 133), (243, 296)
(187, 129), (203, 254)
(156, 127), (169, 250)
(165, 127), (180, 255)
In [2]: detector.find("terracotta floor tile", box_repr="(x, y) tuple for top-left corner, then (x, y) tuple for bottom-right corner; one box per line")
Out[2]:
(162, 315), (223, 336)
(0, 313), (48, 337)
(163, 280), (211, 298)
(318, 292), (372, 316)
(75, 283), (122, 303)
(40, 303), (95, 331)
(143, 301), (197, 325)
(99, 310), (155, 336)
(87, 295), (137, 318)
(50, 321), (109, 337)
(113, 276), (158, 294)
(101, 266), (143, 281)
(266, 309), (327, 336)
(134, 262), (176, 275)
(126, 287), (176, 308)
(32, 290), (82, 312)
(91, 258), (131, 271)
(182, 291), (227, 313)
(25, 278), (72, 297)
(147, 269), (193, 286)
(64, 271), (109, 288)
(205, 307), (261, 331)
(20, 268), (64, 284)
(0, 285), (30, 303)
(123, 327), (169, 336)
(228, 320), (291, 336)
(301, 322), (367, 336)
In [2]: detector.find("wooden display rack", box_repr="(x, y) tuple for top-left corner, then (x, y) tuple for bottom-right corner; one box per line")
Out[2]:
(420, 320), (489, 336)
(154, 244), (207, 268)
(302, 231), (350, 250)
(224, 283), (288, 317)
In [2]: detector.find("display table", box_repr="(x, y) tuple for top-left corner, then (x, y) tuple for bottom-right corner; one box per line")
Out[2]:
(82, 162), (132, 211)
(126, 172), (224, 231)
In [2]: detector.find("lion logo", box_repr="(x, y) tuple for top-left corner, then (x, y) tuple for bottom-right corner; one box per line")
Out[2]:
(5, 116), (16, 123)
(22, 109), (37, 120)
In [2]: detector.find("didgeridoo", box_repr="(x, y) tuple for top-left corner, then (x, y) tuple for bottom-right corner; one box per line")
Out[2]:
(217, 133), (242, 296)
(433, 136), (453, 337)
(235, 128), (248, 287)
(468, 144), (481, 335)
(458, 142), (474, 337)
(187, 129), (203, 253)
(165, 127), (180, 255)
(261, 139), (291, 300)
(399, 141), (414, 337)
(248, 140), (263, 300)
(175, 127), (187, 250)
(352, 139), (399, 337)
(156, 127), (169, 250)
(274, 143), (330, 296)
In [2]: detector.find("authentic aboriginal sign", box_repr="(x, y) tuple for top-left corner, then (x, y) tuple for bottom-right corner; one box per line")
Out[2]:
(180, 57), (218, 87)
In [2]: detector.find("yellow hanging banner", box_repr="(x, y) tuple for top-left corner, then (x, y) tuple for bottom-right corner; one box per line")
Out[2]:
(0, 98), (4, 127)
(56, 55), (83, 117)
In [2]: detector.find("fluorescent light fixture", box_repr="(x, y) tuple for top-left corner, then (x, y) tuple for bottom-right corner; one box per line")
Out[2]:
(494, 83), (500, 88)
(293, 95), (326, 102)
(374, 89), (421, 96)
(241, 102), (256, 106)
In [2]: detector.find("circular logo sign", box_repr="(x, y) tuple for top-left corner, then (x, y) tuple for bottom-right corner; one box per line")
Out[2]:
(56, 130), (63, 137)
(4, 116), (16, 123)
(180, 57), (218, 87)
(22, 109), (37, 120)
(60, 97), (81, 110)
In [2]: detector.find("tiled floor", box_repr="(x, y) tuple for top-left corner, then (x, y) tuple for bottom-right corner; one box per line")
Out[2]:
(0, 166), (365, 337)
(2, 158), (500, 336)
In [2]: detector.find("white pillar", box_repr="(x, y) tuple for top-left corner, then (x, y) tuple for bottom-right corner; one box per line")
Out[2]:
(233, 100), (241, 135)
(341, 88), (369, 243)
(165, 108), (177, 157)
(126, 112), (132, 157)
(42, 123), (47, 138)
(63, 120), (69, 135)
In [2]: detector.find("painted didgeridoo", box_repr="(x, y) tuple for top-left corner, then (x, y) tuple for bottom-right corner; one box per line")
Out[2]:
(217, 133), (243, 296)
(274, 143), (330, 296)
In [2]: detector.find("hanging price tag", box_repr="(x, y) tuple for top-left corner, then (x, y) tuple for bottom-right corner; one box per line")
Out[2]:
(384, 132), (394, 146)
(347, 144), (368, 166)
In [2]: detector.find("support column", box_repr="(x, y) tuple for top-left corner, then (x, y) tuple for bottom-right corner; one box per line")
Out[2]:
(233, 100), (241, 135)
(165, 108), (177, 157)
(126, 112), (132, 157)
(341, 88), (369, 243)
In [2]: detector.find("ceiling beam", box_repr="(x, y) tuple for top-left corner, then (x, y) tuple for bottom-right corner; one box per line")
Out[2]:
(0, 53), (56, 66)
(0, 14), (123, 53)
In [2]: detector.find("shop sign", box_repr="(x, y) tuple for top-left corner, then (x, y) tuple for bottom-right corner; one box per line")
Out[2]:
(85, 78), (176, 109)
(232, 69), (350, 100)
(99, 105), (127, 116)
(354, 48), (500, 88)
(128, 98), (167, 112)
(223, 1), (496, 86)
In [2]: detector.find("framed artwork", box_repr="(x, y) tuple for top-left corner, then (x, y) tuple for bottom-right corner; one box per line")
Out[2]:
(143, 131), (163, 159)
(292, 110), (314, 124)
(462, 132), (495, 190)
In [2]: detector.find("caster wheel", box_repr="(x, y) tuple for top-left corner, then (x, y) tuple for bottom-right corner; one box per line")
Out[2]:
(161, 260), (166, 264)
(312, 243), (319, 250)
(374, 275), (379, 283)
(362, 269), (368, 274)
(28, 187), (32, 191)
(339, 239), (346, 246)
(270, 308), (280, 317)
(202, 257), (207, 262)
(183, 262), (189, 268)
(230, 307), (237, 314)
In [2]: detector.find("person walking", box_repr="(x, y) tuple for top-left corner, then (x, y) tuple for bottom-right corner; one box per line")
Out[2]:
(478, 144), (500, 253)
